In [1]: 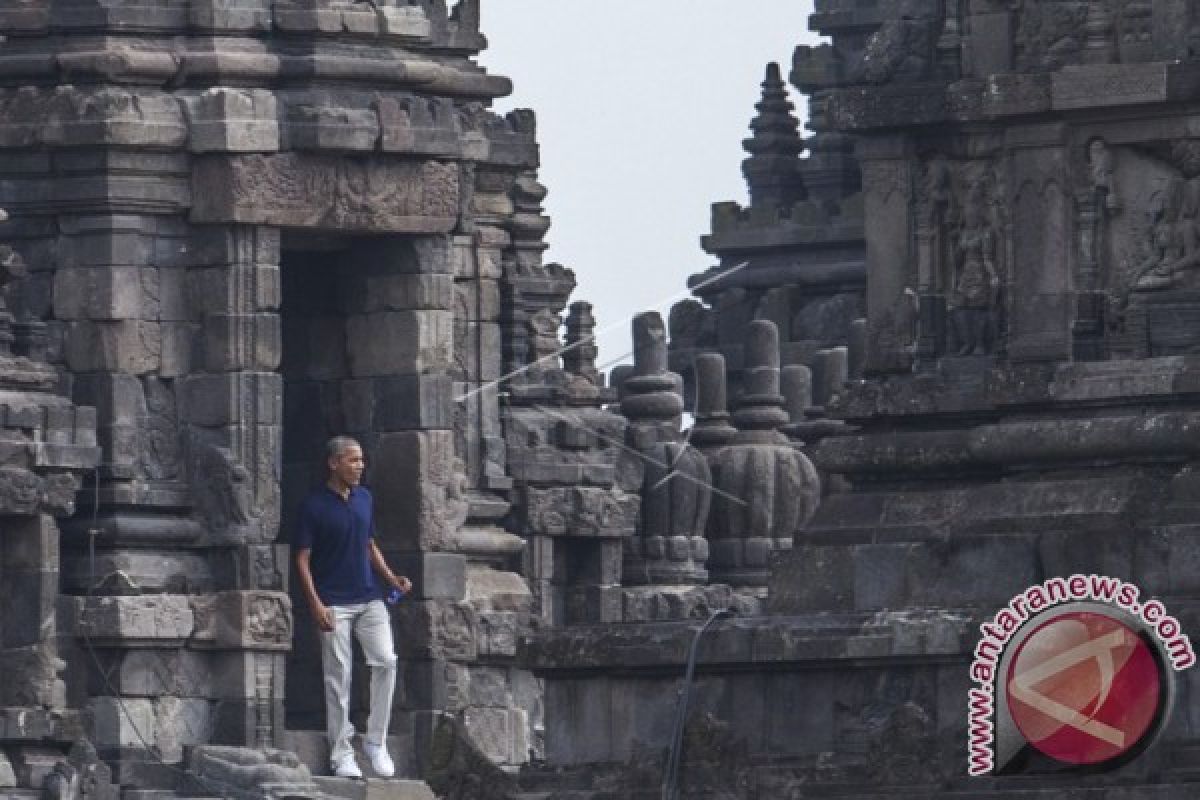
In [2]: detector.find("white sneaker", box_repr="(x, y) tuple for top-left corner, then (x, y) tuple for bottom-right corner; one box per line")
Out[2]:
(363, 740), (394, 778)
(332, 753), (362, 779)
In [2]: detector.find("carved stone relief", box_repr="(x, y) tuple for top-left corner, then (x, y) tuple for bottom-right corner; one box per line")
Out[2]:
(192, 154), (461, 233)
(914, 154), (1006, 356)
(190, 441), (257, 536)
(1015, 2), (1090, 71)
(140, 377), (181, 481)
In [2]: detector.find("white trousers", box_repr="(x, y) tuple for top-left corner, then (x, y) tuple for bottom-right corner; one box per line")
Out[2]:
(319, 599), (398, 764)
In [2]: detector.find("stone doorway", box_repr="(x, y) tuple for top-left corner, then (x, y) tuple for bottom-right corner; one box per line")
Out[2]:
(278, 233), (450, 774)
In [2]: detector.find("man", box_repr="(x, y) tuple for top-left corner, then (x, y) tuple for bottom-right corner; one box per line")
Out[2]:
(293, 436), (413, 779)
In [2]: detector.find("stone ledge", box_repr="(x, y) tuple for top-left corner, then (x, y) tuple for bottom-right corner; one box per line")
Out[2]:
(521, 610), (974, 673)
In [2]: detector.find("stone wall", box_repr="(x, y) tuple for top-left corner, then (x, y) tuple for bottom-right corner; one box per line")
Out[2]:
(0, 0), (549, 793)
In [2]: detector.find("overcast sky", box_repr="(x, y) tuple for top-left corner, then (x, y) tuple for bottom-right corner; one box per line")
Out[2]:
(480, 2), (820, 369)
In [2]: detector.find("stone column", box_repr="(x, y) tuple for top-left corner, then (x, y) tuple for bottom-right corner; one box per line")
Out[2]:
(620, 312), (710, 585)
(709, 320), (820, 586)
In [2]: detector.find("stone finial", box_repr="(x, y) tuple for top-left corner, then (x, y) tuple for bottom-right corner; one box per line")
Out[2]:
(814, 347), (849, 408)
(564, 301), (600, 386)
(609, 364), (634, 402)
(742, 63), (806, 210)
(619, 312), (710, 585)
(708, 320), (821, 587)
(781, 365), (813, 424)
(631, 311), (669, 377)
(691, 353), (736, 451)
(731, 320), (788, 432)
(622, 312), (683, 423)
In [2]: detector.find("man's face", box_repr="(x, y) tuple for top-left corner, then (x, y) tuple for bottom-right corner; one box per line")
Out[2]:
(329, 444), (365, 488)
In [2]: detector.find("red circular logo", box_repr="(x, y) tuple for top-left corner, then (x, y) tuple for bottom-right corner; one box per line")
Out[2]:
(1006, 611), (1163, 766)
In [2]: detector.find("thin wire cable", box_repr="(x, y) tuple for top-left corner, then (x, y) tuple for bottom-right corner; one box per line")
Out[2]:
(662, 608), (733, 800)
(77, 468), (232, 797)
(455, 260), (751, 403)
(530, 403), (747, 508)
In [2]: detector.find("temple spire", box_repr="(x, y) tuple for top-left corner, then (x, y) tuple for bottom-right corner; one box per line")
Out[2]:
(742, 62), (806, 209)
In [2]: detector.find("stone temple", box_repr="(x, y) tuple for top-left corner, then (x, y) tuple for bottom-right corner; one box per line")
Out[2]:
(3, 0), (1200, 798)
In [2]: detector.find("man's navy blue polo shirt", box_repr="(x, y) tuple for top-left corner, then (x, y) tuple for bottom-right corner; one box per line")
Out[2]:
(293, 485), (379, 606)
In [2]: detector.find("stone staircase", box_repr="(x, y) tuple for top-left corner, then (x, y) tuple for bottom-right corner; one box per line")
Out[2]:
(281, 730), (436, 800)
(313, 777), (435, 800)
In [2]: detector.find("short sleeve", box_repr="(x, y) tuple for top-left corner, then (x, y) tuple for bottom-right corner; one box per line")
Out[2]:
(293, 497), (315, 551)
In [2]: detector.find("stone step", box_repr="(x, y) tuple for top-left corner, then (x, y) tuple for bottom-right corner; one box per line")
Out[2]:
(312, 777), (435, 800)
(281, 730), (417, 780)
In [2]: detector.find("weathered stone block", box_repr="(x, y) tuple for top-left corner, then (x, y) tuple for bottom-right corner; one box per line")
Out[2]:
(344, 272), (454, 313)
(523, 486), (638, 538)
(466, 567), (531, 613)
(345, 310), (453, 376)
(50, 1), (187, 31)
(54, 266), (156, 321)
(1, 513), (58, 570)
(274, 2), (342, 32)
(64, 320), (161, 374)
(390, 552), (467, 601)
(184, 226), (280, 269)
(372, 430), (457, 551)
(90, 697), (212, 764)
(202, 313), (281, 371)
(191, 154), (460, 234)
(72, 372), (143, 427)
(0, 749), (14, 788)
(9, 746), (62, 789)
(0, 467), (46, 516)
(392, 600), (477, 661)
(545, 679), (612, 764)
(75, 595), (194, 642)
(189, 0), (273, 31)
(160, 322), (194, 377)
(100, 649), (214, 698)
(2, 568), (57, 648)
(371, 372), (453, 431)
(403, 660), (469, 711)
(376, 5), (432, 39)
(183, 372), (282, 427)
(286, 104), (380, 152)
(182, 89), (279, 152)
(188, 264), (281, 314)
(190, 591), (292, 651)
(463, 707), (528, 765)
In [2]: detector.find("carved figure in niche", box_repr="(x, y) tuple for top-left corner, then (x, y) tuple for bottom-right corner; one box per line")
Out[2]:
(191, 443), (256, 533)
(141, 377), (181, 481)
(923, 156), (959, 288)
(527, 309), (562, 373)
(1016, 2), (1088, 70)
(949, 188), (999, 354)
(853, 17), (931, 84)
(1134, 177), (1200, 290)
(247, 596), (292, 644)
(1087, 137), (1120, 212)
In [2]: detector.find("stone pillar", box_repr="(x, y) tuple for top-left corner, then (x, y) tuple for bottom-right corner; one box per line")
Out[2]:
(690, 353), (737, 455)
(709, 321), (820, 586)
(620, 312), (710, 585)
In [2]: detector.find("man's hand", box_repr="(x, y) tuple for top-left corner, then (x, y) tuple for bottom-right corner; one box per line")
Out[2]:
(312, 604), (335, 633)
(391, 575), (413, 594)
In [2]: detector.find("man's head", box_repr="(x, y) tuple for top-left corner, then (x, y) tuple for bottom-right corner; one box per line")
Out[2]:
(326, 436), (364, 489)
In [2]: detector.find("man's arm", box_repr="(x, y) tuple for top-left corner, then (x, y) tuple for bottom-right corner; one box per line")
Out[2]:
(294, 548), (335, 632)
(369, 540), (412, 594)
